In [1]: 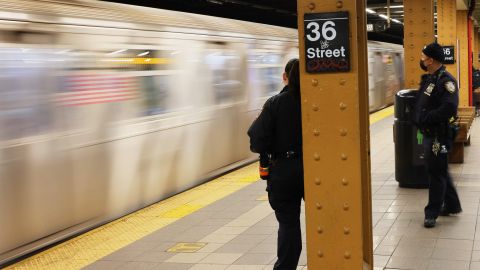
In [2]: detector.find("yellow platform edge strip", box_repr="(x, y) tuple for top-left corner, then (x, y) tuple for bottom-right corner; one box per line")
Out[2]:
(7, 106), (393, 270)
(370, 105), (394, 125)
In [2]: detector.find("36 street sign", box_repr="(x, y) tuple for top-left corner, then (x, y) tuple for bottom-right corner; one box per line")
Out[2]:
(443, 45), (455, 64)
(304, 11), (350, 73)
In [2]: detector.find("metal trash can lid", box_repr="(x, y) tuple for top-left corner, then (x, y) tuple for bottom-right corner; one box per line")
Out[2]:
(395, 89), (418, 120)
(396, 89), (418, 98)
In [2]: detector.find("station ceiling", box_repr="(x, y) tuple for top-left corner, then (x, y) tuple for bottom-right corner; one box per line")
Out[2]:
(103, 0), (406, 43)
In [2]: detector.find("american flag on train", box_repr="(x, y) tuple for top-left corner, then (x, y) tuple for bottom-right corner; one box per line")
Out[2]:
(55, 74), (138, 106)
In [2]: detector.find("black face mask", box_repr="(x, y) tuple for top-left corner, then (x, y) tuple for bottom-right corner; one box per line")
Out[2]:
(420, 60), (428, 71)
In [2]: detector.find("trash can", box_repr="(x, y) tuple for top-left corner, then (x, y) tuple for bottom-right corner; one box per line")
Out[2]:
(393, 89), (428, 188)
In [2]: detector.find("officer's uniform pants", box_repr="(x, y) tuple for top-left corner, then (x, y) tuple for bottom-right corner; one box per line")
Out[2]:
(423, 137), (461, 219)
(267, 158), (304, 270)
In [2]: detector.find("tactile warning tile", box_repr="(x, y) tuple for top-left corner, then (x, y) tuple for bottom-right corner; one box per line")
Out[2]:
(5, 163), (259, 270)
(166, 243), (207, 253)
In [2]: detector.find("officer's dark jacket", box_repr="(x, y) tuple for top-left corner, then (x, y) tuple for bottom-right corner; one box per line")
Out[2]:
(414, 65), (458, 137)
(247, 88), (302, 155)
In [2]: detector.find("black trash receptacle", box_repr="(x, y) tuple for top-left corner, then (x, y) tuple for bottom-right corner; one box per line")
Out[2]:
(394, 89), (428, 188)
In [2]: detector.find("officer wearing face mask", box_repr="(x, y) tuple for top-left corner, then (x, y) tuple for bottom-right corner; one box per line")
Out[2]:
(414, 42), (462, 228)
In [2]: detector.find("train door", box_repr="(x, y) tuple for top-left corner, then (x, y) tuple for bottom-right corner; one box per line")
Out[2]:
(199, 40), (244, 172)
(243, 41), (297, 151)
(370, 51), (386, 111)
(393, 52), (405, 90)
(383, 53), (400, 105)
(0, 31), (74, 256)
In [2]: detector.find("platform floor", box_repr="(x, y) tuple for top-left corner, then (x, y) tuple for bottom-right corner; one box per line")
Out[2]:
(8, 108), (480, 270)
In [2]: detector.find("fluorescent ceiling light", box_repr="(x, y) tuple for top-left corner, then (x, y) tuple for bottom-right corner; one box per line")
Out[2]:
(392, 19), (402, 24)
(366, 8), (376, 14)
(384, 5), (403, 8)
(379, 14), (389, 19)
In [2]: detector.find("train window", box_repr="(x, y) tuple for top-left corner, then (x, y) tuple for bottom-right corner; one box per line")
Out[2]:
(63, 49), (172, 71)
(101, 49), (172, 71)
(0, 47), (55, 141)
(134, 50), (173, 116)
(140, 74), (170, 116)
(97, 49), (174, 116)
(54, 48), (176, 117)
(204, 48), (242, 105)
(261, 69), (282, 97)
(248, 50), (283, 97)
(382, 54), (393, 64)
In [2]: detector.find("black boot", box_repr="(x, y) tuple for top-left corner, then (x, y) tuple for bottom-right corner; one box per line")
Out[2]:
(439, 206), (462, 216)
(424, 218), (436, 228)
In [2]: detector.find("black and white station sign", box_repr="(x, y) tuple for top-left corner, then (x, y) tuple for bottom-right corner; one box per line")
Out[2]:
(304, 12), (350, 73)
(443, 46), (455, 64)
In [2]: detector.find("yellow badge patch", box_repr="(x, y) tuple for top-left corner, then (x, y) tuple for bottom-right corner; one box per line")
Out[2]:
(445, 81), (456, 93)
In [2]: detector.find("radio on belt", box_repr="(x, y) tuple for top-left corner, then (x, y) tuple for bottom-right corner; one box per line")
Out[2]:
(304, 11), (350, 73)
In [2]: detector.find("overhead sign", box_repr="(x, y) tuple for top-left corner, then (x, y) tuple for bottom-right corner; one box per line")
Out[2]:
(304, 11), (350, 73)
(443, 45), (455, 64)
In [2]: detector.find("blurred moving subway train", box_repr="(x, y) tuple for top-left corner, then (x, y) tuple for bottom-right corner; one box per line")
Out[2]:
(0, 0), (404, 263)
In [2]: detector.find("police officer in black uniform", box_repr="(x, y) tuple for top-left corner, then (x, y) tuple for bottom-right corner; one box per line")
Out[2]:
(248, 59), (303, 269)
(414, 42), (462, 228)
(258, 58), (298, 180)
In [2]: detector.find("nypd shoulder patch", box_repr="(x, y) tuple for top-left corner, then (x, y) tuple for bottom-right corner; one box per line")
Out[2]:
(445, 81), (456, 93)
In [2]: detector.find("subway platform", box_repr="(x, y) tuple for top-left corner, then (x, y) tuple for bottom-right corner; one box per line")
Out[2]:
(6, 108), (480, 270)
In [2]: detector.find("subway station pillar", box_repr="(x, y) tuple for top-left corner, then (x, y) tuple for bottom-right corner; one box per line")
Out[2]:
(403, 0), (435, 89)
(437, 0), (458, 78)
(477, 28), (480, 67)
(457, 10), (470, 106)
(297, 1), (372, 269)
(474, 27), (479, 68)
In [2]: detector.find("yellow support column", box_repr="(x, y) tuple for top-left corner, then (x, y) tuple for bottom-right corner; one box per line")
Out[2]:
(474, 27), (479, 69)
(403, 0), (435, 88)
(457, 10), (469, 106)
(437, 0), (457, 77)
(473, 27), (480, 69)
(297, 1), (372, 269)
